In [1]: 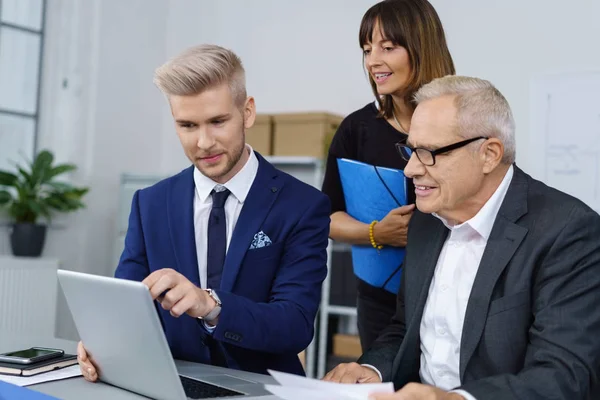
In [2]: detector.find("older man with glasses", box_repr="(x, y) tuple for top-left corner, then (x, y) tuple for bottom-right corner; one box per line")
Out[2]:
(324, 76), (600, 400)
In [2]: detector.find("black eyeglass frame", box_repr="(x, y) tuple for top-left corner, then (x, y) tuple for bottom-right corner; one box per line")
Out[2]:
(395, 136), (488, 166)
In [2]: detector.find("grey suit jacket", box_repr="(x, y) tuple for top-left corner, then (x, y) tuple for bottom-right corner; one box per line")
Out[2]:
(358, 166), (600, 399)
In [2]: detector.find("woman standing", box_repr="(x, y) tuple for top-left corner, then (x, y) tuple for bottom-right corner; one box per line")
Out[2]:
(322, 0), (455, 351)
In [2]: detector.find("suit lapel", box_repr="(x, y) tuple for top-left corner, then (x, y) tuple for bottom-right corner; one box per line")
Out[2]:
(168, 166), (201, 287)
(409, 217), (450, 321)
(392, 216), (449, 375)
(459, 166), (529, 380)
(220, 154), (281, 292)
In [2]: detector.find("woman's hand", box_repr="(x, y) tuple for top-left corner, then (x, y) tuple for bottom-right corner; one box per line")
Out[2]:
(373, 204), (415, 247)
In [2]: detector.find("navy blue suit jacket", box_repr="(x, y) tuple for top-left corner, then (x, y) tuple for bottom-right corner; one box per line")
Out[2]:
(115, 153), (330, 375)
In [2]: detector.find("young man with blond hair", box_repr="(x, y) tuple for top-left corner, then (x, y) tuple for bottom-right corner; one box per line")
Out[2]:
(77, 44), (330, 378)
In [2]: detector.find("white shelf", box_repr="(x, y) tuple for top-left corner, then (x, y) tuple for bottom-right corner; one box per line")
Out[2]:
(331, 242), (352, 252)
(264, 156), (321, 165)
(326, 305), (357, 317)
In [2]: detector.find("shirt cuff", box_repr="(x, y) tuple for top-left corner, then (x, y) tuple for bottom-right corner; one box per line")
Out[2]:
(451, 389), (477, 400)
(361, 364), (383, 382)
(202, 320), (217, 333)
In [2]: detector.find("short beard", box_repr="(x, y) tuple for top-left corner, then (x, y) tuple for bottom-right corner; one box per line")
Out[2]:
(201, 132), (246, 182)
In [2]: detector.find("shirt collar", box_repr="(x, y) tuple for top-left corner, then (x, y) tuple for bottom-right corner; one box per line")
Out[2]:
(193, 144), (259, 204)
(433, 165), (514, 240)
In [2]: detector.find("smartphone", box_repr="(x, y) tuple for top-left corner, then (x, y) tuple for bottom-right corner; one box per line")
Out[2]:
(0, 347), (64, 365)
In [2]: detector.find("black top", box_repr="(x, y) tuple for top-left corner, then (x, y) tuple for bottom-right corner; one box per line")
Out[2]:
(322, 102), (415, 214)
(321, 102), (416, 303)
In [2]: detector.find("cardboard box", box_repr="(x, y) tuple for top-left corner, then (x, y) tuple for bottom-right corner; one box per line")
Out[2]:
(332, 334), (362, 359)
(272, 112), (343, 158)
(246, 114), (273, 156)
(298, 350), (306, 370)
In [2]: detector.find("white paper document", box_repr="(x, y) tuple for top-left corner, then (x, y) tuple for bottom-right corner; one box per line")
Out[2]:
(0, 365), (82, 387)
(265, 370), (394, 400)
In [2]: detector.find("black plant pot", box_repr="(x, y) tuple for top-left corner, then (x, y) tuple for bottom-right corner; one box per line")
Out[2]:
(10, 223), (47, 257)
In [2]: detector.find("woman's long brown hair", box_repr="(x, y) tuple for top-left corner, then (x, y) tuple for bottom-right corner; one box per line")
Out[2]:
(359, 0), (455, 119)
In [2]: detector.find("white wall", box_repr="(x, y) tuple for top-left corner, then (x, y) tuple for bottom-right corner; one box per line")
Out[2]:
(1, 0), (172, 340)
(162, 0), (600, 172)
(165, 0), (373, 114)
(159, 0), (377, 170)
(3, 0), (599, 339)
(431, 0), (600, 175)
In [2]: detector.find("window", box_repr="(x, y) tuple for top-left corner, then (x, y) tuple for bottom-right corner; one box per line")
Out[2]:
(0, 0), (46, 171)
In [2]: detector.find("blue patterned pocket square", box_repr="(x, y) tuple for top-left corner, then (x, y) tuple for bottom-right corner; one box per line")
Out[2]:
(249, 231), (272, 250)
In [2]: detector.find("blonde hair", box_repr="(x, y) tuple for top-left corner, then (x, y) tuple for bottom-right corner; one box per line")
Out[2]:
(153, 44), (247, 107)
(414, 76), (516, 164)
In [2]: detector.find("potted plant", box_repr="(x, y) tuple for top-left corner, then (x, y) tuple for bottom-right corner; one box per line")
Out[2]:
(0, 150), (89, 257)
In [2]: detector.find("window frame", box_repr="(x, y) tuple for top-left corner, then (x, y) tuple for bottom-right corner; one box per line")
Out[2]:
(0, 0), (47, 159)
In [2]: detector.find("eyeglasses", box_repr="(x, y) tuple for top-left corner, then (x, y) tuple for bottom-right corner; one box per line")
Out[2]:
(395, 136), (488, 166)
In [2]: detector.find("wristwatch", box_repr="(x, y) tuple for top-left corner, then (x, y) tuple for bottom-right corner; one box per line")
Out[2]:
(199, 289), (222, 321)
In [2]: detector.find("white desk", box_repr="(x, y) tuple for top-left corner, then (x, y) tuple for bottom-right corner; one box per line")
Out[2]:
(0, 334), (281, 399)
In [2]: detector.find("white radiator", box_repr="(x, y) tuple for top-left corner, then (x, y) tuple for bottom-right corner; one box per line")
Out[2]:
(0, 256), (59, 336)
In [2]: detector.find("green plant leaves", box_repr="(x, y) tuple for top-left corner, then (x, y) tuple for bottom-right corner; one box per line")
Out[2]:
(0, 190), (12, 206)
(43, 164), (77, 183)
(25, 202), (42, 218)
(0, 171), (18, 186)
(30, 150), (54, 185)
(46, 187), (88, 212)
(46, 181), (75, 192)
(0, 149), (88, 224)
(8, 202), (36, 223)
(18, 167), (34, 187)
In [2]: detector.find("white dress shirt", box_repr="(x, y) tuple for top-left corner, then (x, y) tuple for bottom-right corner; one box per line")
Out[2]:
(363, 166), (514, 400)
(418, 165), (514, 399)
(193, 145), (259, 290)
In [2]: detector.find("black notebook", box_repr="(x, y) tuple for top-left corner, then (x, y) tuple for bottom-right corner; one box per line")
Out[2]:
(0, 354), (78, 377)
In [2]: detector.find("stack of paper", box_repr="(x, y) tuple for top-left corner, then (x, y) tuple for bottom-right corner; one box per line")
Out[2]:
(0, 364), (82, 387)
(265, 370), (394, 400)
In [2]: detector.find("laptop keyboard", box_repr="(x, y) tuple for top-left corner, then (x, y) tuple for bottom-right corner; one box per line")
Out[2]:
(180, 375), (246, 399)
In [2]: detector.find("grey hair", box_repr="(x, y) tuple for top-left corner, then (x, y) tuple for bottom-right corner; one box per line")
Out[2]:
(414, 76), (516, 164)
(153, 44), (247, 107)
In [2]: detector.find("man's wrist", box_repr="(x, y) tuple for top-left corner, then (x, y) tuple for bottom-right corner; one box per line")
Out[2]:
(204, 294), (219, 326)
(447, 391), (468, 400)
(198, 289), (221, 321)
(360, 364), (383, 382)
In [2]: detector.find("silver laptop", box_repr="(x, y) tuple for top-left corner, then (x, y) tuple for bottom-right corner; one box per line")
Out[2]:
(57, 269), (276, 400)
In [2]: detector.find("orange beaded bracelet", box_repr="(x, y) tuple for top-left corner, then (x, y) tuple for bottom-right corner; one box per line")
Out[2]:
(369, 220), (383, 250)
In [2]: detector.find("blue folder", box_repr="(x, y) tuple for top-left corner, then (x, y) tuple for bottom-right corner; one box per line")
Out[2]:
(337, 158), (407, 293)
(0, 379), (59, 399)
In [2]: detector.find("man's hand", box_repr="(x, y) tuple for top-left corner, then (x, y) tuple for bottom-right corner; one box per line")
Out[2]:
(77, 341), (98, 382)
(142, 268), (216, 319)
(369, 383), (465, 400)
(322, 362), (382, 384)
(373, 205), (415, 247)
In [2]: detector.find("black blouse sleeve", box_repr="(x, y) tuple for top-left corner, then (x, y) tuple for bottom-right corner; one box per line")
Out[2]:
(321, 116), (357, 214)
